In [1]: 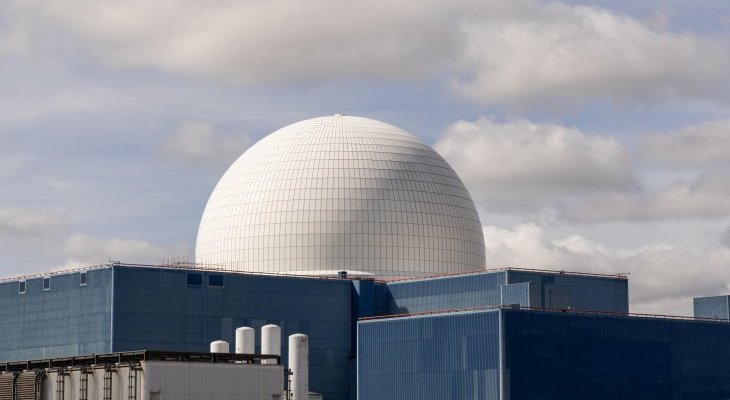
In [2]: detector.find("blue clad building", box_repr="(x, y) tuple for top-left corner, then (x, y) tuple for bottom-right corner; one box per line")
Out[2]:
(1, 264), (634, 400)
(1, 265), (352, 400)
(1, 263), (730, 399)
(358, 307), (730, 400)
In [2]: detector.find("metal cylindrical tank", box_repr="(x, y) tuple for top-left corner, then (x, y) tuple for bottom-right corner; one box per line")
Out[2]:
(235, 327), (255, 354)
(210, 340), (229, 353)
(261, 324), (281, 364)
(288, 334), (309, 400)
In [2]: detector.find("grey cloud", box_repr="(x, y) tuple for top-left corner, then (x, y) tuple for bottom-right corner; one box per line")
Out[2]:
(482, 223), (730, 315)
(643, 119), (730, 166)
(0, 208), (68, 236)
(453, 3), (730, 106)
(160, 120), (250, 165)
(62, 234), (191, 267)
(720, 227), (730, 248)
(434, 118), (633, 211)
(3, 0), (729, 107)
(562, 172), (730, 222)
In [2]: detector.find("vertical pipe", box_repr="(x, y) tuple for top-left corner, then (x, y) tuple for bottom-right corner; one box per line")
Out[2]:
(235, 327), (255, 354)
(261, 325), (281, 365)
(288, 334), (309, 400)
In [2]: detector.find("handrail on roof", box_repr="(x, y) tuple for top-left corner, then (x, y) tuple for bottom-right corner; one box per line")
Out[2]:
(380, 266), (628, 283)
(358, 304), (728, 323)
(0, 261), (361, 284)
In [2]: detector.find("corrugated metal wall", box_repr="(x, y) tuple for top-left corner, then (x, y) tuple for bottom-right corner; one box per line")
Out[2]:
(0, 268), (112, 362)
(694, 295), (730, 320)
(502, 309), (730, 399)
(111, 266), (352, 400)
(358, 310), (501, 400)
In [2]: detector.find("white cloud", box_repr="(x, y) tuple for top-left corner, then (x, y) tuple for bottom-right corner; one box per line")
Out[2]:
(160, 120), (250, 165)
(454, 3), (730, 106)
(3, 0), (728, 106)
(644, 119), (730, 166)
(483, 223), (730, 315)
(435, 118), (633, 210)
(62, 234), (191, 267)
(7, 0), (467, 84)
(562, 172), (730, 222)
(0, 208), (67, 236)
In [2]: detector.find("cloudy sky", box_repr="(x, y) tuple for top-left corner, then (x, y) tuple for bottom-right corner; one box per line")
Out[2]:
(1, 0), (729, 315)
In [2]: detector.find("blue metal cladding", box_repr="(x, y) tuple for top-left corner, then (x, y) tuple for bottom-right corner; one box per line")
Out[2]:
(500, 282), (540, 307)
(507, 270), (628, 313)
(0, 268), (113, 362)
(111, 266), (352, 400)
(358, 310), (501, 400)
(694, 295), (730, 320)
(385, 271), (507, 314)
(502, 309), (730, 400)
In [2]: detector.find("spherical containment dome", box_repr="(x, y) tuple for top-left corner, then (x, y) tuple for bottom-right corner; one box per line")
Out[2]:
(195, 115), (485, 277)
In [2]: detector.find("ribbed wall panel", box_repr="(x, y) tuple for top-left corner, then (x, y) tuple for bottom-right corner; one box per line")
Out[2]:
(0, 268), (112, 362)
(385, 271), (507, 314)
(503, 309), (730, 399)
(507, 271), (628, 313)
(358, 310), (501, 400)
(694, 295), (730, 320)
(500, 282), (533, 307)
(111, 266), (352, 400)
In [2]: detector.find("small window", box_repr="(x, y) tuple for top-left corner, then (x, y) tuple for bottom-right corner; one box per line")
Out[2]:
(80, 272), (88, 286)
(208, 274), (224, 287)
(43, 277), (51, 291)
(187, 273), (202, 287)
(18, 280), (26, 294)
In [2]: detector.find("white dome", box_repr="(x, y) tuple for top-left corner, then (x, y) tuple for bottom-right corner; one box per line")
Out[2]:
(195, 115), (485, 277)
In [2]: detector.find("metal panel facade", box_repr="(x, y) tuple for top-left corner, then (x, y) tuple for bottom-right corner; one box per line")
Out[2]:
(111, 266), (352, 400)
(0, 268), (112, 362)
(502, 309), (730, 399)
(385, 271), (507, 314)
(507, 270), (628, 313)
(358, 310), (501, 400)
(694, 295), (730, 320)
(500, 282), (540, 307)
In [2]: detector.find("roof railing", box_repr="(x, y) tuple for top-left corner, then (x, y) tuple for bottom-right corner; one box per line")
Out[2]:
(381, 266), (628, 283)
(358, 304), (729, 324)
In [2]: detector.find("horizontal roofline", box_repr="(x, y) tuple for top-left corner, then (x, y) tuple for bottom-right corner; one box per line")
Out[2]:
(0, 263), (627, 285)
(358, 304), (727, 324)
(379, 266), (628, 283)
(0, 261), (361, 284)
(1, 350), (280, 373)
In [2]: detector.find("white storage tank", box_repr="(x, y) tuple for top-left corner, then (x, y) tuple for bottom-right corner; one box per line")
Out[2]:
(261, 324), (281, 365)
(210, 340), (229, 353)
(235, 327), (255, 354)
(288, 334), (309, 400)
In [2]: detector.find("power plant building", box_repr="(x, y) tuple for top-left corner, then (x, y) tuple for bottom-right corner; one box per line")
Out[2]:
(1, 116), (729, 399)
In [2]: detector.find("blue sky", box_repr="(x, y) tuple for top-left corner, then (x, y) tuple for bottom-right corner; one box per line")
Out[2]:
(1, 0), (729, 315)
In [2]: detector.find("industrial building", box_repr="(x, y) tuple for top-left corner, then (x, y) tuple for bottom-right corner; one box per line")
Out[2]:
(1, 115), (730, 399)
(0, 351), (283, 400)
